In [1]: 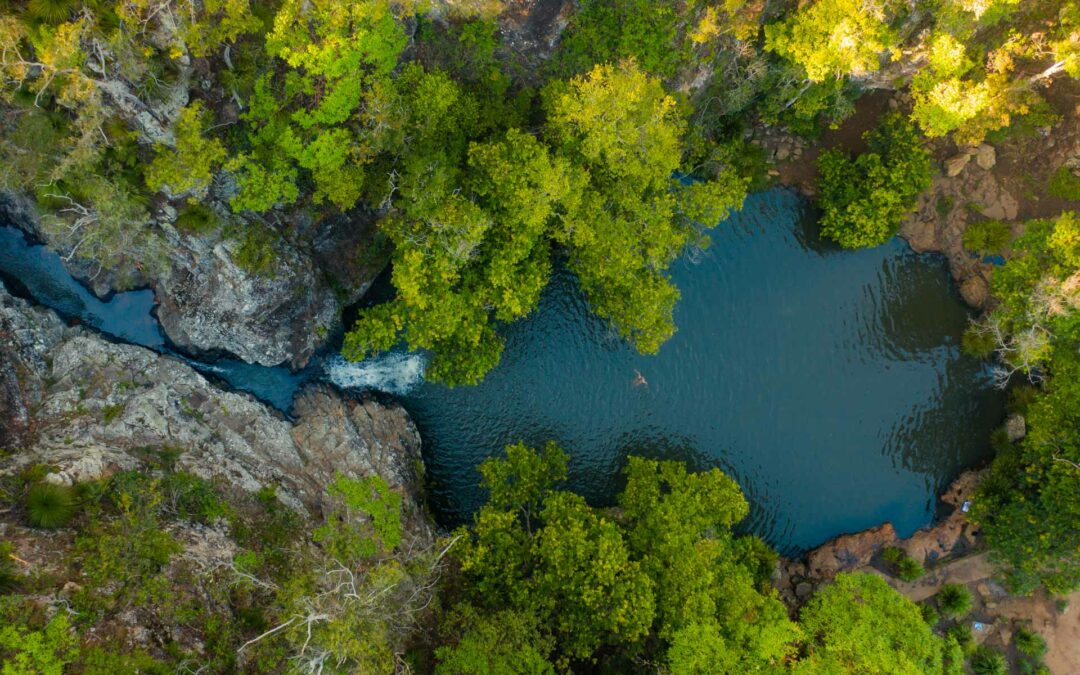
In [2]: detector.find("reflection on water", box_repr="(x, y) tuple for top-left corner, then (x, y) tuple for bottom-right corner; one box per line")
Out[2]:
(399, 189), (1004, 553)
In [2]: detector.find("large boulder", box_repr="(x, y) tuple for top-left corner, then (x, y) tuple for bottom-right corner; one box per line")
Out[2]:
(805, 523), (899, 580)
(152, 224), (341, 368)
(0, 191), (361, 369)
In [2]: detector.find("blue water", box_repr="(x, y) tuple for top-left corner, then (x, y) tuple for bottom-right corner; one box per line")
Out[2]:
(0, 225), (314, 411)
(396, 190), (1004, 552)
(0, 189), (1004, 552)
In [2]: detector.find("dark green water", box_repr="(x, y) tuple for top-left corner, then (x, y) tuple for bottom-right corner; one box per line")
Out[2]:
(394, 189), (1004, 553)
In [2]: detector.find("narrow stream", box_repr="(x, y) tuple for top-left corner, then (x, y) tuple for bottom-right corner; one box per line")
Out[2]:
(0, 188), (1004, 553)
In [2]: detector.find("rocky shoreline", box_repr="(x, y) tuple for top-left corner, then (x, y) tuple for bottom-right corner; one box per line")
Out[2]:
(776, 468), (988, 607)
(0, 190), (383, 370)
(768, 82), (1080, 312)
(777, 460), (1080, 672)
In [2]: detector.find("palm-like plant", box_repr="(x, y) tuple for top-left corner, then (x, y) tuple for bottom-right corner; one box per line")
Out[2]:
(26, 482), (78, 529)
(26, 0), (79, 24)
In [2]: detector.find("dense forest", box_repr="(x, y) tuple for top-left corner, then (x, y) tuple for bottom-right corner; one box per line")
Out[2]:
(1, 0), (1079, 672)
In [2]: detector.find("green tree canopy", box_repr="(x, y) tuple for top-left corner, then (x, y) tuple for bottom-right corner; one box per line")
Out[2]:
(439, 443), (793, 671)
(344, 59), (746, 385)
(764, 0), (897, 83)
(794, 572), (958, 674)
(817, 114), (932, 249)
(971, 212), (1080, 594)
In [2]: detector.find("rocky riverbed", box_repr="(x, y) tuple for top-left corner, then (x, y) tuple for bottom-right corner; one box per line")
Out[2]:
(0, 279), (429, 529)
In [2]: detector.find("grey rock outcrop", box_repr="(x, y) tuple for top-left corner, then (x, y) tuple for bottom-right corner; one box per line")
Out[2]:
(153, 221), (341, 368)
(1, 191), (350, 368)
(0, 281), (428, 528)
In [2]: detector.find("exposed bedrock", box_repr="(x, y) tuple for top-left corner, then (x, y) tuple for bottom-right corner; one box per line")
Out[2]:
(0, 191), (386, 368)
(0, 280), (429, 533)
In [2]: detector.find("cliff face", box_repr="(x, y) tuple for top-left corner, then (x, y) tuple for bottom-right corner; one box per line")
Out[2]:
(0, 191), (378, 369)
(0, 280), (428, 531)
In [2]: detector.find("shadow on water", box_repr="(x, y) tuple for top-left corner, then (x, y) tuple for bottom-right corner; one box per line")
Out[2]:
(0, 188), (1006, 554)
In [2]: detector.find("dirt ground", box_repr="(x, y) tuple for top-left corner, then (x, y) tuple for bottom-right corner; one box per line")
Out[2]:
(879, 552), (1080, 674)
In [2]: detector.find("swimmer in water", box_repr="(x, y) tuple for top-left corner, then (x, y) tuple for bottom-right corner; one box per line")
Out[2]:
(633, 369), (647, 387)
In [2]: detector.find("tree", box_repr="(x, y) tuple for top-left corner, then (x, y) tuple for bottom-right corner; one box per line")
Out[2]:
(144, 102), (227, 198)
(547, 60), (747, 354)
(817, 114), (932, 248)
(910, 0), (1080, 144)
(794, 573), (954, 674)
(619, 458), (797, 670)
(451, 444), (654, 666)
(764, 0), (897, 83)
(435, 606), (555, 675)
(343, 127), (576, 385)
(959, 214), (1080, 594)
(229, 0), (410, 211)
(344, 60), (747, 385)
(443, 444), (794, 671)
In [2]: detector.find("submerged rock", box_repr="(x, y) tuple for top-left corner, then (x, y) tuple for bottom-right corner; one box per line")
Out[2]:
(0, 281), (428, 528)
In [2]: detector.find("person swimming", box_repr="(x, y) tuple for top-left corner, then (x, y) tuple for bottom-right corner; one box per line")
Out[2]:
(633, 369), (647, 387)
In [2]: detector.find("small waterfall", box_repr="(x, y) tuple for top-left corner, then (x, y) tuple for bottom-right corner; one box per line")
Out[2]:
(325, 352), (427, 395)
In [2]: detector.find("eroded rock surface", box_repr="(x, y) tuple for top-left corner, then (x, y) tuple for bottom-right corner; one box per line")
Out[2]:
(0, 192), (359, 368)
(152, 221), (341, 368)
(0, 281), (428, 528)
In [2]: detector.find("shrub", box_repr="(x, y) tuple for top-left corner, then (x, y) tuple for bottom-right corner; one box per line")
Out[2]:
(882, 546), (924, 581)
(553, 0), (688, 78)
(989, 426), (1013, 453)
(0, 542), (19, 593)
(920, 602), (940, 627)
(961, 323), (999, 358)
(897, 556), (925, 582)
(937, 583), (973, 618)
(26, 483), (78, 529)
(144, 102), (227, 197)
(1013, 626), (1047, 659)
(175, 203), (220, 235)
(818, 114), (932, 249)
(231, 225), (278, 277)
(947, 623), (975, 654)
(0, 612), (76, 673)
(1048, 166), (1080, 201)
(101, 403), (125, 425)
(970, 645), (1007, 675)
(1007, 384), (1039, 413)
(26, 0), (79, 23)
(963, 220), (1012, 255)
